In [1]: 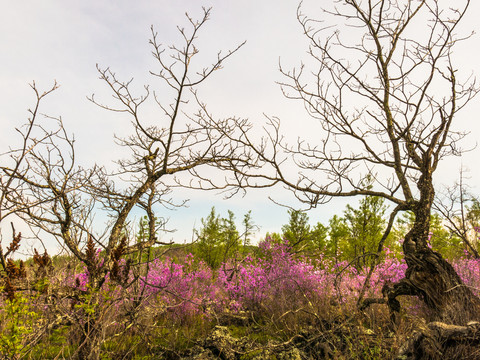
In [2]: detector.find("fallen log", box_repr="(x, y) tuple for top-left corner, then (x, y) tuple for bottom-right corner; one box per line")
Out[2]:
(396, 321), (480, 360)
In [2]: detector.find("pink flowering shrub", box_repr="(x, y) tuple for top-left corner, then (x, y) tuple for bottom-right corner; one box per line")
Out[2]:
(336, 251), (407, 299)
(129, 239), (409, 318)
(62, 248), (107, 292)
(217, 238), (403, 314)
(56, 237), (476, 327)
(453, 255), (480, 296)
(217, 238), (333, 313)
(140, 254), (218, 320)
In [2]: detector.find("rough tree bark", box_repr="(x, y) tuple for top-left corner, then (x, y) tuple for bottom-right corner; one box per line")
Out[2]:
(386, 172), (480, 325)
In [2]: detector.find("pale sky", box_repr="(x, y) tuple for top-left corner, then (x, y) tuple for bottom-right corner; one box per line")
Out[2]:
(1, 1), (480, 253)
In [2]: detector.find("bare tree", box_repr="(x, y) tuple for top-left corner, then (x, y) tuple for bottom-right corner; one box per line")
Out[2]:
(84, 8), (245, 287)
(223, 0), (480, 325)
(435, 168), (480, 258)
(0, 82), (59, 234)
(2, 6), (245, 285)
(1, 8), (247, 359)
(0, 82), (60, 272)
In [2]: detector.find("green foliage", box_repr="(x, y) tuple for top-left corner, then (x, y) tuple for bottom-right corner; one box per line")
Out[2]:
(195, 207), (225, 268)
(390, 211), (415, 257)
(282, 209), (311, 248)
(309, 222), (328, 253)
(223, 210), (240, 260)
(281, 209), (328, 254)
(276, 197), (388, 264)
(343, 196), (387, 267)
(194, 207), (249, 268)
(323, 196), (389, 266)
(327, 215), (349, 263)
(429, 213), (463, 259)
(28, 326), (74, 359)
(136, 215), (150, 243)
(264, 232), (283, 244)
(0, 293), (38, 359)
(271, 194), (465, 263)
(75, 286), (99, 316)
(136, 215), (164, 244)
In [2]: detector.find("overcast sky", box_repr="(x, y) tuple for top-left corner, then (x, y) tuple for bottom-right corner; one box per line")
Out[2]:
(2, 1), (480, 253)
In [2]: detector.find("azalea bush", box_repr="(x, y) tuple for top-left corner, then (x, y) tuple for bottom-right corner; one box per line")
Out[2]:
(51, 237), (413, 319)
(453, 255), (480, 297)
(2, 236), (479, 358)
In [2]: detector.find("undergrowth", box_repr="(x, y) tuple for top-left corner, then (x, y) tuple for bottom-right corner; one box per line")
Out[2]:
(1, 238), (479, 359)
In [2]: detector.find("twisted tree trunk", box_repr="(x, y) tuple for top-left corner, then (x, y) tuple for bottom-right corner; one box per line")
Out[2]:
(385, 175), (480, 325)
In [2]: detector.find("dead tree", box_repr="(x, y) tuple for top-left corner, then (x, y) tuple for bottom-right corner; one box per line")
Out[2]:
(1, 8), (247, 359)
(2, 6), (245, 286)
(0, 81), (58, 261)
(223, 0), (480, 326)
